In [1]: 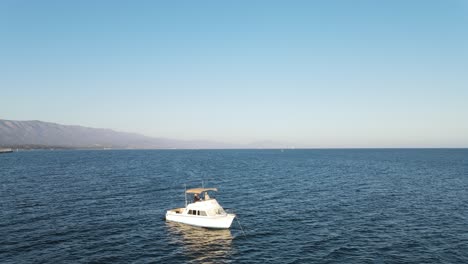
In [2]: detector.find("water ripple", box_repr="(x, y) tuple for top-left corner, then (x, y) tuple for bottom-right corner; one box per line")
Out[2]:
(1, 149), (467, 263)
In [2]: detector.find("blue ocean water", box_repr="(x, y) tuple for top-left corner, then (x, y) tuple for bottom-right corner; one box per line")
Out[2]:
(1, 149), (467, 263)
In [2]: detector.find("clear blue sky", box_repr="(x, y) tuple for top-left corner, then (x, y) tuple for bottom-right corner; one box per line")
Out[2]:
(1, 0), (467, 147)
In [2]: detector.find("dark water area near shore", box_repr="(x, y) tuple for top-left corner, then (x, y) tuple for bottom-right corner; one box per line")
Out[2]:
(1, 149), (467, 263)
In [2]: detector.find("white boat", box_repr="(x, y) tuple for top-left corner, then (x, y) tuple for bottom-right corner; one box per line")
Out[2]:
(166, 187), (236, 229)
(0, 148), (13, 154)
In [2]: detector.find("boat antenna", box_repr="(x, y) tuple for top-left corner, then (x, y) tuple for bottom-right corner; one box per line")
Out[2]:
(184, 183), (187, 207)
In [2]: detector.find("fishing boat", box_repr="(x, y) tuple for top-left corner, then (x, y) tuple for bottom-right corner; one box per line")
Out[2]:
(166, 187), (236, 229)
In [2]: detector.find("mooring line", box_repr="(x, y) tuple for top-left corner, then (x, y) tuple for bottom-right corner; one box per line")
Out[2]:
(236, 217), (247, 237)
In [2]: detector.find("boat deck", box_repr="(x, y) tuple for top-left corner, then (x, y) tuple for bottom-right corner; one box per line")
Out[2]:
(168, 208), (184, 214)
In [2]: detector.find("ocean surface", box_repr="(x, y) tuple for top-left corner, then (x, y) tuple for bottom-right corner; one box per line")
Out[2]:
(1, 149), (467, 263)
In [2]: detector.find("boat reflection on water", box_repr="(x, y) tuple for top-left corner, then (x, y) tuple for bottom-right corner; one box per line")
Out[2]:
(165, 221), (234, 263)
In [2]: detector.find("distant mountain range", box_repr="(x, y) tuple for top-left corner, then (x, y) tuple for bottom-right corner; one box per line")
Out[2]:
(0, 119), (238, 149)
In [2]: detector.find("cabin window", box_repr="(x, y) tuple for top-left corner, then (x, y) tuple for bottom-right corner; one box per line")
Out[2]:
(188, 210), (202, 215)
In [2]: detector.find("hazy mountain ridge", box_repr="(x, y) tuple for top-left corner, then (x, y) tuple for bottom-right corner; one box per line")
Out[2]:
(0, 119), (235, 149)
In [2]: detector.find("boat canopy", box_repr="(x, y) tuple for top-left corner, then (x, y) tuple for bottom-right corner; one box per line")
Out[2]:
(186, 188), (218, 194)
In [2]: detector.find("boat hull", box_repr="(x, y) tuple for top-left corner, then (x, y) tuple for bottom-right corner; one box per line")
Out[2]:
(0, 148), (13, 154)
(166, 211), (235, 229)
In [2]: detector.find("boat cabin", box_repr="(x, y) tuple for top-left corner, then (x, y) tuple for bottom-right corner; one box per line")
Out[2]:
(168, 187), (227, 216)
